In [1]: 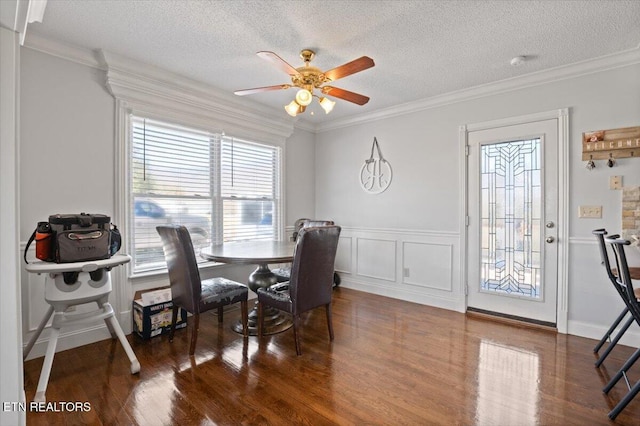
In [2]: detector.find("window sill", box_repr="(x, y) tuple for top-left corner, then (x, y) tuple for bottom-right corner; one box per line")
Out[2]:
(129, 260), (227, 281)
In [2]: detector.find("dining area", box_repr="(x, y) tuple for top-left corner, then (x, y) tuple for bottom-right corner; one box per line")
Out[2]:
(155, 219), (341, 356)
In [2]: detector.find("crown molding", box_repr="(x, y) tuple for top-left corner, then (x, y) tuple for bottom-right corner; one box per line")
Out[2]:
(21, 33), (640, 136)
(315, 46), (640, 133)
(23, 31), (102, 69)
(21, 35), (294, 142)
(292, 119), (316, 133)
(99, 49), (294, 143)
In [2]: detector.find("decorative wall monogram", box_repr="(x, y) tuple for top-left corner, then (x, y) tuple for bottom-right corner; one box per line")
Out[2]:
(360, 137), (392, 194)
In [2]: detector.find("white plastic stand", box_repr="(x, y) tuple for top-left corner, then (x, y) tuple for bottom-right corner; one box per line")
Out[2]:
(23, 254), (140, 403)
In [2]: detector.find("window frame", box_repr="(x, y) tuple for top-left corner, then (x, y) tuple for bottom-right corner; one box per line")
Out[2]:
(118, 107), (285, 278)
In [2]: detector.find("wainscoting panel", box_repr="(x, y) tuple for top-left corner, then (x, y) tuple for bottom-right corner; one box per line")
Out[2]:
(402, 242), (452, 291)
(335, 236), (352, 274)
(337, 227), (464, 312)
(356, 237), (397, 282)
(25, 270), (49, 331)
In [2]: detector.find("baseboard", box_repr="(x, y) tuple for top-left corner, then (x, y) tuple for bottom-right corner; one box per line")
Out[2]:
(569, 319), (640, 348)
(24, 323), (113, 361)
(340, 278), (466, 313)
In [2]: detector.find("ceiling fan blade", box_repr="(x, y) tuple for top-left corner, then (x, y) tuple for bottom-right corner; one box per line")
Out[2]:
(322, 86), (370, 105)
(324, 56), (375, 82)
(234, 84), (291, 96)
(257, 51), (300, 76)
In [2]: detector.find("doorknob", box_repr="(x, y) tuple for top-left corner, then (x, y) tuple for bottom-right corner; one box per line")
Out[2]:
(546, 236), (555, 243)
(546, 221), (555, 228)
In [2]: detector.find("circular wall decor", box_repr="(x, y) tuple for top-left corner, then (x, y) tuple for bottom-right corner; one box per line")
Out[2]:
(359, 137), (392, 194)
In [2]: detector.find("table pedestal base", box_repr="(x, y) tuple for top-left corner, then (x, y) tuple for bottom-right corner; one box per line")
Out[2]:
(233, 303), (292, 336)
(230, 262), (293, 336)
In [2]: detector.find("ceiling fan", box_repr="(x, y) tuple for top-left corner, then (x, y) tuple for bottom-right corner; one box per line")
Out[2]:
(234, 49), (375, 117)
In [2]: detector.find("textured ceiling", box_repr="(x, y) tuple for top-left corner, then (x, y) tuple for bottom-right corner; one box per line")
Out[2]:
(24, 0), (640, 125)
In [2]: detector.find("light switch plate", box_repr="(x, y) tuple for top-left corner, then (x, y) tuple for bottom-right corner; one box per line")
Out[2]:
(579, 205), (602, 218)
(610, 175), (622, 190)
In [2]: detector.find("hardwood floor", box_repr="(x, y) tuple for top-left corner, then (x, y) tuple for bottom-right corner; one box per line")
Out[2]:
(24, 288), (639, 425)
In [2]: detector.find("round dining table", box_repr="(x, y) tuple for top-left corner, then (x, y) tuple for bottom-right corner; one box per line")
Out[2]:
(201, 240), (297, 335)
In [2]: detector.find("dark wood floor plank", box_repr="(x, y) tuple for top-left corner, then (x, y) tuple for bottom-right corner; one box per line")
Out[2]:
(23, 287), (639, 425)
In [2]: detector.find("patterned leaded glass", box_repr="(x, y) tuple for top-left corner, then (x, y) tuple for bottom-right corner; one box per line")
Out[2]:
(480, 138), (542, 298)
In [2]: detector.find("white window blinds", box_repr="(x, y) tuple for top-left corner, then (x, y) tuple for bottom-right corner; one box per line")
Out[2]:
(130, 116), (280, 273)
(221, 137), (279, 242)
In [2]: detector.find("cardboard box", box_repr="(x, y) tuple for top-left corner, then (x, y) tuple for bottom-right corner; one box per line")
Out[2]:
(133, 287), (187, 339)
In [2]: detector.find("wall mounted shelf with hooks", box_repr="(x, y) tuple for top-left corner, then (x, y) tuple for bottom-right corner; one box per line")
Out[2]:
(582, 125), (640, 161)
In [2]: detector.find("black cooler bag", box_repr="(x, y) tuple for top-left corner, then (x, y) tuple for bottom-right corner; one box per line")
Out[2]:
(49, 213), (112, 263)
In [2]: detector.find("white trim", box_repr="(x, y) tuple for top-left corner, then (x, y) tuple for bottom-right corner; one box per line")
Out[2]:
(556, 108), (570, 333)
(460, 109), (570, 333)
(339, 225), (459, 238)
(4, 0), (47, 46)
(23, 32), (100, 68)
(316, 48), (639, 133)
(99, 50), (294, 144)
(459, 124), (469, 299)
(0, 26), (26, 426)
(113, 99), (130, 323)
(340, 277), (465, 313)
(569, 319), (640, 348)
(22, 34), (639, 137)
(23, 323), (113, 361)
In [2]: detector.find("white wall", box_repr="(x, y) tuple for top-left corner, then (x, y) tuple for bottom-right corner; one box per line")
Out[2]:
(284, 127), (316, 222)
(316, 63), (640, 343)
(20, 48), (115, 236)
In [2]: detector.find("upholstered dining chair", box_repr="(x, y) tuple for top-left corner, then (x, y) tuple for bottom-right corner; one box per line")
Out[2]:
(603, 235), (640, 420)
(156, 225), (248, 355)
(257, 225), (341, 355)
(273, 219), (340, 286)
(592, 229), (640, 367)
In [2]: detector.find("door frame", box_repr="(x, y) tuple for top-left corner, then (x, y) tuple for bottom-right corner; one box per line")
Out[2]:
(459, 109), (570, 333)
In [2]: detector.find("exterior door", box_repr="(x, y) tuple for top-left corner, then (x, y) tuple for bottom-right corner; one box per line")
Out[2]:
(467, 118), (558, 326)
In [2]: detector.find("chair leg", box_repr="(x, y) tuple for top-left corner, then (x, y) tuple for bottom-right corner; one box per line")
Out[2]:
(326, 304), (334, 341)
(189, 313), (200, 356)
(257, 302), (264, 337)
(240, 300), (249, 337)
(595, 315), (635, 367)
(609, 379), (640, 420)
(604, 346), (640, 393)
(217, 306), (223, 323)
(595, 307), (629, 353)
(293, 314), (302, 356)
(169, 305), (179, 342)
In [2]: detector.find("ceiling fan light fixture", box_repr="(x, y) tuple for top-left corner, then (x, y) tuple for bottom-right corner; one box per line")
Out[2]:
(285, 100), (300, 116)
(295, 89), (313, 106)
(237, 49), (375, 117)
(319, 97), (335, 114)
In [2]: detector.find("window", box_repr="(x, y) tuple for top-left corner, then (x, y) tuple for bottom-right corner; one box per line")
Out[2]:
(130, 116), (281, 273)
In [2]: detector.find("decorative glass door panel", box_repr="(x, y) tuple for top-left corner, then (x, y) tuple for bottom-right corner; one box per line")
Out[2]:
(467, 116), (558, 325)
(480, 139), (542, 299)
